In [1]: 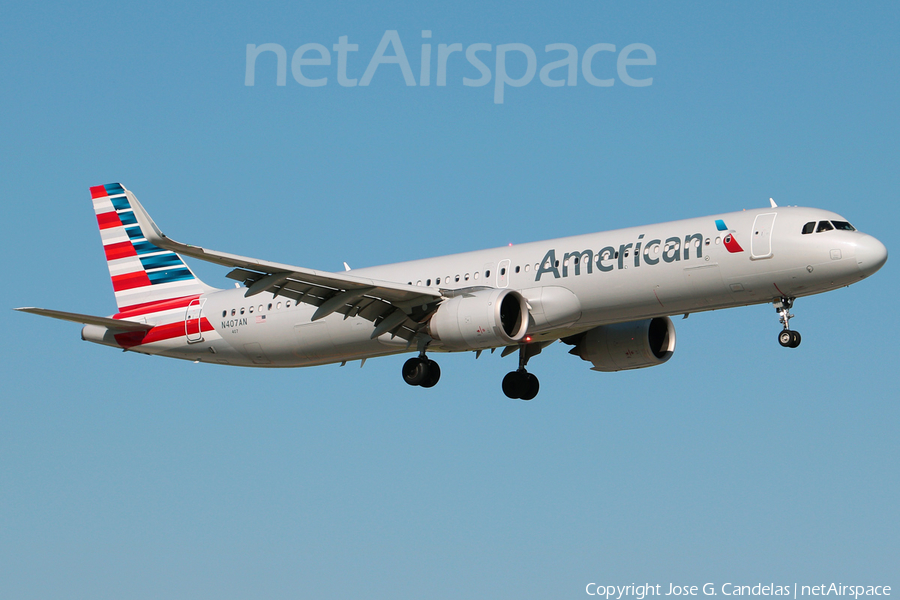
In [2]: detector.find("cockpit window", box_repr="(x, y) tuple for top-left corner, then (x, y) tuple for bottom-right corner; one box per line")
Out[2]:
(801, 221), (816, 234)
(831, 220), (856, 231)
(816, 220), (834, 233)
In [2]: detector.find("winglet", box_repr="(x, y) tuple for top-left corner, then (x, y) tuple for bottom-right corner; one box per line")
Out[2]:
(126, 188), (173, 248)
(769, 197), (777, 208)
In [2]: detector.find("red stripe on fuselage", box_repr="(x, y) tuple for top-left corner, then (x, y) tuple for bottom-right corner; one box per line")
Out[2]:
(115, 294), (201, 319)
(111, 271), (151, 291)
(104, 240), (137, 261)
(114, 317), (215, 349)
(97, 211), (122, 230)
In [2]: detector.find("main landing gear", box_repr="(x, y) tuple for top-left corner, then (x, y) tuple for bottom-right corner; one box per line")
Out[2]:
(502, 344), (541, 400)
(401, 337), (543, 400)
(774, 297), (802, 348)
(402, 336), (441, 389)
(402, 355), (441, 388)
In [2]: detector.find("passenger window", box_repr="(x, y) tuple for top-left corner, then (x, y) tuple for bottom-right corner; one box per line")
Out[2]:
(267, 303), (272, 310)
(222, 310), (227, 317)
(455, 275), (460, 282)
(464, 273), (470, 281)
(524, 264), (530, 272)
(249, 306), (254, 313)
(285, 300), (291, 308)
(474, 272), (479, 280)
(435, 277), (441, 285)
(817, 221), (834, 232)
(501, 267), (506, 275)
(485, 270), (490, 278)
(231, 309), (236, 316)
(426, 279), (431, 286)
(801, 222), (816, 234)
(240, 307), (245, 315)
(832, 220), (856, 231)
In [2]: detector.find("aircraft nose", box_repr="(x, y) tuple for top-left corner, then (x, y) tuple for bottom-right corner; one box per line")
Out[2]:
(855, 234), (888, 277)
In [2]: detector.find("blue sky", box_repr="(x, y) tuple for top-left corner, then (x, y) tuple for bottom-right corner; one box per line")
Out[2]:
(1, 2), (898, 599)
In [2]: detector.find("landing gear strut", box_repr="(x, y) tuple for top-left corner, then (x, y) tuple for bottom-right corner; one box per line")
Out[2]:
(402, 336), (441, 388)
(502, 344), (541, 400)
(774, 297), (801, 348)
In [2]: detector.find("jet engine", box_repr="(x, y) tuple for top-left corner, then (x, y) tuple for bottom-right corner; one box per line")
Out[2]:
(429, 288), (529, 351)
(566, 317), (676, 372)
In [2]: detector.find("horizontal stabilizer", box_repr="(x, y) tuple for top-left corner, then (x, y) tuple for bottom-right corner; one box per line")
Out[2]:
(14, 307), (154, 332)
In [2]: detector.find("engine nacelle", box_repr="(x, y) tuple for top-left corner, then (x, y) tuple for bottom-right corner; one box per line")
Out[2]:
(568, 317), (676, 372)
(429, 288), (529, 351)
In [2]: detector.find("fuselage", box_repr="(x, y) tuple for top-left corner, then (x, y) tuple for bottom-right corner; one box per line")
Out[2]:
(81, 205), (886, 367)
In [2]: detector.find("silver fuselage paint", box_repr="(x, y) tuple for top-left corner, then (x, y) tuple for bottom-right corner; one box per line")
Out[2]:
(101, 206), (884, 367)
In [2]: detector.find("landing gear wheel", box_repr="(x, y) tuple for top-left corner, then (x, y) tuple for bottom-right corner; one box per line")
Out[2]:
(402, 357), (429, 386)
(502, 371), (525, 399)
(520, 373), (540, 401)
(420, 360), (441, 388)
(778, 330), (801, 348)
(778, 330), (793, 348)
(502, 370), (540, 400)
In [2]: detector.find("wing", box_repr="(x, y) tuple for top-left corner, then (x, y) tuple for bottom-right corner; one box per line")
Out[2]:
(126, 189), (442, 341)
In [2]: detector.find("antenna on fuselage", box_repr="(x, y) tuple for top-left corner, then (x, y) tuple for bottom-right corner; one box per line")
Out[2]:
(769, 197), (778, 208)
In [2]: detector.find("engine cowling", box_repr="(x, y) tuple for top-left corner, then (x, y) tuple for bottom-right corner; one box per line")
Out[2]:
(567, 317), (676, 372)
(429, 288), (529, 350)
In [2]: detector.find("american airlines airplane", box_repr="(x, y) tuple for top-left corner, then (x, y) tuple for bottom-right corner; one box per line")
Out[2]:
(17, 183), (887, 399)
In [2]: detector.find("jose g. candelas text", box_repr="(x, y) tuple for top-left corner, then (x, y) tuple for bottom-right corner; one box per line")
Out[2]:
(245, 30), (656, 103)
(586, 583), (891, 599)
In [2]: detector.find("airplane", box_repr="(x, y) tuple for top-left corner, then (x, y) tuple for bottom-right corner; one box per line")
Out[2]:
(16, 183), (887, 400)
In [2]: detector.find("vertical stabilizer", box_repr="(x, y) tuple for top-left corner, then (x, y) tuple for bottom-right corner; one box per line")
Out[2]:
(90, 183), (215, 313)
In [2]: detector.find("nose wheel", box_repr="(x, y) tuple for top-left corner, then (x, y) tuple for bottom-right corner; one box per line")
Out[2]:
(774, 297), (801, 348)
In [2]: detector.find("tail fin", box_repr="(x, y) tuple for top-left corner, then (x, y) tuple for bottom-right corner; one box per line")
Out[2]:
(90, 183), (215, 312)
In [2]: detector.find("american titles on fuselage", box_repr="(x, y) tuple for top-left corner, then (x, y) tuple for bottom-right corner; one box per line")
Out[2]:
(535, 231), (711, 282)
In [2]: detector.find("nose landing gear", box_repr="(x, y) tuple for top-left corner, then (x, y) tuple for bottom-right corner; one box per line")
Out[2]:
(774, 297), (801, 348)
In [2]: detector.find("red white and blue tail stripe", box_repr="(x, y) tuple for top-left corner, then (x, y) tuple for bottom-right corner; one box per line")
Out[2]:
(90, 183), (213, 313)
